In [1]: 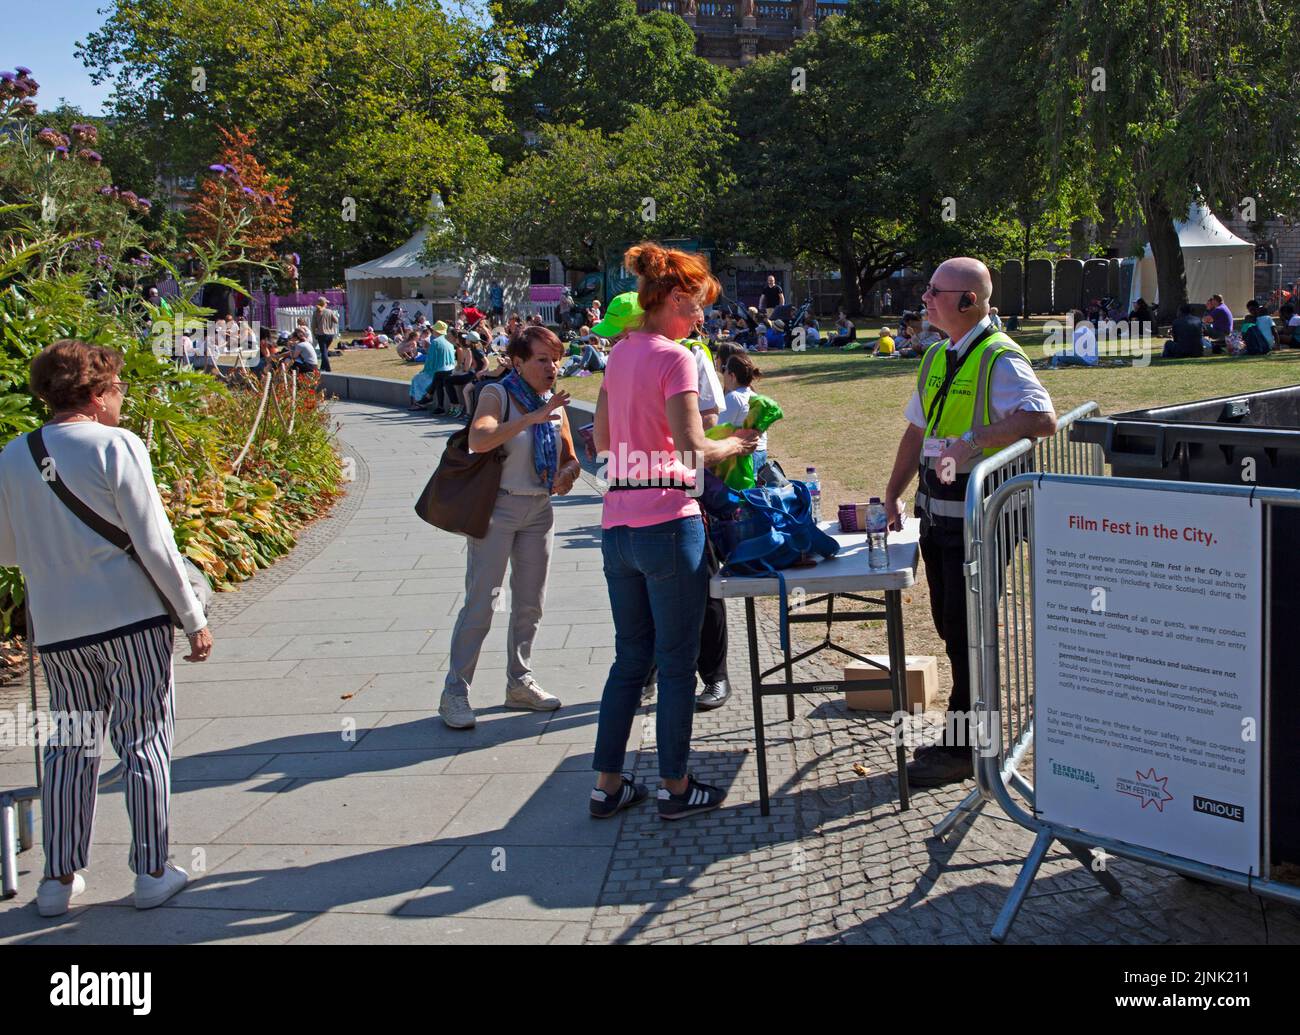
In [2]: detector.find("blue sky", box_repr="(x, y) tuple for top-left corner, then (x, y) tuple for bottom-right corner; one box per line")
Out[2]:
(9, 1), (116, 116)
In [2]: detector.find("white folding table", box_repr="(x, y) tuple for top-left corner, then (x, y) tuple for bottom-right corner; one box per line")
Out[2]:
(710, 518), (921, 815)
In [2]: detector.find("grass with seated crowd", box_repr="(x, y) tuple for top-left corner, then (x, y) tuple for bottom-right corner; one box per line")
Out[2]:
(331, 319), (1300, 508)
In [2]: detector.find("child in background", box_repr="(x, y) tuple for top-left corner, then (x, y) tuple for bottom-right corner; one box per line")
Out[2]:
(719, 354), (768, 474)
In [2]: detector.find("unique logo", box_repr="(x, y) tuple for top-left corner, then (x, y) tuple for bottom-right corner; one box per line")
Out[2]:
(1192, 794), (1244, 823)
(1050, 759), (1098, 787)
(1116, 767), (1174, 811)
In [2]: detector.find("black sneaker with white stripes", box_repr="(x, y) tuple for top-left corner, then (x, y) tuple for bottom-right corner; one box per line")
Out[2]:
(657, 775), (726, 820)
(589, 773), (649, 819)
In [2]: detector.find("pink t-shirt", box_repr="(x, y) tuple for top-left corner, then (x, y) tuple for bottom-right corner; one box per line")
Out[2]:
(600, 331), (701, 529)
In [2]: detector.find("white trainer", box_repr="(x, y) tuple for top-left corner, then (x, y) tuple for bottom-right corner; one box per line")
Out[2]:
(134, 862), (189, 910)
(37, 873), (86, 917)
(505, 678), (561, 712)
(439, 692), (477, 729)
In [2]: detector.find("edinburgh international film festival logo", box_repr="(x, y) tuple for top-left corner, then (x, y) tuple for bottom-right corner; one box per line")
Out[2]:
(1116, 767), (1175, 811)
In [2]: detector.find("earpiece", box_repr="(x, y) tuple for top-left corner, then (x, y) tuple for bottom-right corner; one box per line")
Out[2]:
(958, 292), (974, 312)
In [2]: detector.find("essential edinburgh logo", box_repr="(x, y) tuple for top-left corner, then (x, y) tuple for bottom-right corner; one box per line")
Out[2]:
(1049, 759), (1098, 787)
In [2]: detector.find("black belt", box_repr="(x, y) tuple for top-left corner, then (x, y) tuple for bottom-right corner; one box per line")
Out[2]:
(606, 480), (694, 491)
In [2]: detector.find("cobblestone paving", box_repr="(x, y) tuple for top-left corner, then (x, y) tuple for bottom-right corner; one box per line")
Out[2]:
(590, 605), (1300, 945)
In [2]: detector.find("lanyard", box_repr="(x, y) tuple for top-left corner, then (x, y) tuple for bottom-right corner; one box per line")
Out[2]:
(923, 323), (998, 436)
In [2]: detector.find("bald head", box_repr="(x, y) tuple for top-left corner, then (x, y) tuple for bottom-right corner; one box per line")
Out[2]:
(934, 257), (992, 304)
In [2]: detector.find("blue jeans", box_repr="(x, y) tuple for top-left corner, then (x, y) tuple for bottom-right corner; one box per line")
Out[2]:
(752, 449), (768, 477)
(594, 516), (709, 781)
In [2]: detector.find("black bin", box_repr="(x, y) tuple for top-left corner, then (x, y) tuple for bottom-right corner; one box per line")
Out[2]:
(1072, 386), (1300, 875)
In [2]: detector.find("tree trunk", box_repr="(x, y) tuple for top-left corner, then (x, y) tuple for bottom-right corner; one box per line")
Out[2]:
(835, 226), (861, 315)
(1021, 220), (1032, 318)
(1141, 192), (1186, 326)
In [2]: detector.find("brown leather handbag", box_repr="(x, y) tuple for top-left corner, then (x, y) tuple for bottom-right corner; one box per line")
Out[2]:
(414, 424), (504, 538)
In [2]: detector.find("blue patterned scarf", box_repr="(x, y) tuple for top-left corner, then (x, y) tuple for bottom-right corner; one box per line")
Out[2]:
(501, 370), (558, 490)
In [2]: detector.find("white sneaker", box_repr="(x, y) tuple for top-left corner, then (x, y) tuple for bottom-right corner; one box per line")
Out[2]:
(505, 678), (561, 712)
(134, 862), (188, 909)
(439, 692), (477, 729)
(37, 873), (86, 917)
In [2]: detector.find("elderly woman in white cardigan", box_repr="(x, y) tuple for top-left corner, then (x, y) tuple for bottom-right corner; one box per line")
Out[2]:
(0, 339), (213, 918)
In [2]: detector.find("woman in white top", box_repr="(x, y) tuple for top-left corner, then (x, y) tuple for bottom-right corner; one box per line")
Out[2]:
(438, 326), (582, 730)
(719, 352), (768, 473)
(0, 340), (212, 917)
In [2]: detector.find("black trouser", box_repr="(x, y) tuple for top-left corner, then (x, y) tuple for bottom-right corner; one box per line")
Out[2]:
(419, 370), (455, 408)
(315, 334), (334, 372)
(919, 517), (970, 723)
(644, 536), (728, 687)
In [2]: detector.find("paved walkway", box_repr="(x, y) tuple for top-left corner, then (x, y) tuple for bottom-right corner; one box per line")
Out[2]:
(2, 398), (1298, 944)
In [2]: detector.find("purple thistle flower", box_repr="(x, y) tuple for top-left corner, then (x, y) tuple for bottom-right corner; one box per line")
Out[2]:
(137, 199), (152, 211)
(208, 164), (227, 174)
(77, 148), (103, 165)
(37, 127), (60, 147)
(15, 67), (32, 77)
(97, 186), (116, 198)
(119, 190), (139, 207)
(241, 186), (254, 196)
(17, 99), (37, 115)
(91, 239), (103, 249)
(54, 145), (69, 159)
(0, 72), (15, 84)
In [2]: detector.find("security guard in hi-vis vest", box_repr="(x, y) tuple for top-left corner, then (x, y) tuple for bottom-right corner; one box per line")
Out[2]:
(884, 258), (1055, 787)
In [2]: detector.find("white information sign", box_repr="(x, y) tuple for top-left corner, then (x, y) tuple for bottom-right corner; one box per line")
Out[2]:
(1032, 480), (1263, 874)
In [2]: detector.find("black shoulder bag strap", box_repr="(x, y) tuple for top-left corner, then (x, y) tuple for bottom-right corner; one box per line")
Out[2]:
(27, 426), (181, 626)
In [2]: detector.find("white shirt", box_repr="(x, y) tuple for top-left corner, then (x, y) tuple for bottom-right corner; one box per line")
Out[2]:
(1072, 322), (1099, 364)
(720, 386), (768, 451)
(0, 421), (207, 644)
(692, 343), (724, 415)
(903, 316), (1053, 429)
(292, 339), (319, 366)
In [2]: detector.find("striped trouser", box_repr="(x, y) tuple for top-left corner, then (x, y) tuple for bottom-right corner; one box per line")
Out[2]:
(38, 620), (175, 878)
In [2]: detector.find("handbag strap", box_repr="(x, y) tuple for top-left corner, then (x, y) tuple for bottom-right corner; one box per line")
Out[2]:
(27, 426), (181, 625)
(27, 427), (135, 553)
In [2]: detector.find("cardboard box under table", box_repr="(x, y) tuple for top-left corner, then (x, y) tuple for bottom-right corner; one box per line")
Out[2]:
(844, 656), (938, 711)
(710, 518), (921, 815)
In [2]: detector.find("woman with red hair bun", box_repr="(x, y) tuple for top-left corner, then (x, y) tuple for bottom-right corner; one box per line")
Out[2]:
(588, 242), (758, 821)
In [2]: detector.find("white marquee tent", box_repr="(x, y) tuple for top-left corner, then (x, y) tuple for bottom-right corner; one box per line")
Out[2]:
(344, 227), (529, 330)
(1127, 203), (1255, 317)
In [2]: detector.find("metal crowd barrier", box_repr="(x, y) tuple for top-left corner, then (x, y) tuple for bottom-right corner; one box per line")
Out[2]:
(931, 401), (1104, 844)
(929, 403), (1300, 940)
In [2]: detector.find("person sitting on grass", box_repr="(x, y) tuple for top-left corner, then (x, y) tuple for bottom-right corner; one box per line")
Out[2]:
(1279, 303), (1300, 348)
(289, 328), (319, 374)
(765, 319), (785, 351)
(358, 326), (380, 349)
(895, 315), (926, 358)
(802, 314), (821, 348)
(561, 332), (608, 377)
(1049, 310), (1099, 368)
(1161, 304), (1212, 359)
(829, 311), (855, 348)
(397, 330), (420, 361)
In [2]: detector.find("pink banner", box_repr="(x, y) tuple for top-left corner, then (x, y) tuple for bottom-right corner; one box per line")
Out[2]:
(530, 284), (566, 303)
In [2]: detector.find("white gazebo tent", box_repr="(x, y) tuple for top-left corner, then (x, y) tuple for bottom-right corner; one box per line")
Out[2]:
(1128, 202), (1255, 317)
(344, 228), (462, 331)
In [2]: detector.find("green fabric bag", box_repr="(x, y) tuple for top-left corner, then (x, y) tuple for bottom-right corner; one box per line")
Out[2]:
(705, 393), (783, 489)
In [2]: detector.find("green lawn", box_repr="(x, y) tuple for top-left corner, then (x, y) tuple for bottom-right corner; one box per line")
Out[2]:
(332, 323), (1300, 509)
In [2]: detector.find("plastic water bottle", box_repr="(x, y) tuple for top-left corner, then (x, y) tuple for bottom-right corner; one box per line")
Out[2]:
(806, 467), (822, 524)
(867, 497), (889, 569)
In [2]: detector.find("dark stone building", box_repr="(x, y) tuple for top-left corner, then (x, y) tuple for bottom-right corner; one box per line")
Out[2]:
(636, 0), (850, 67)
